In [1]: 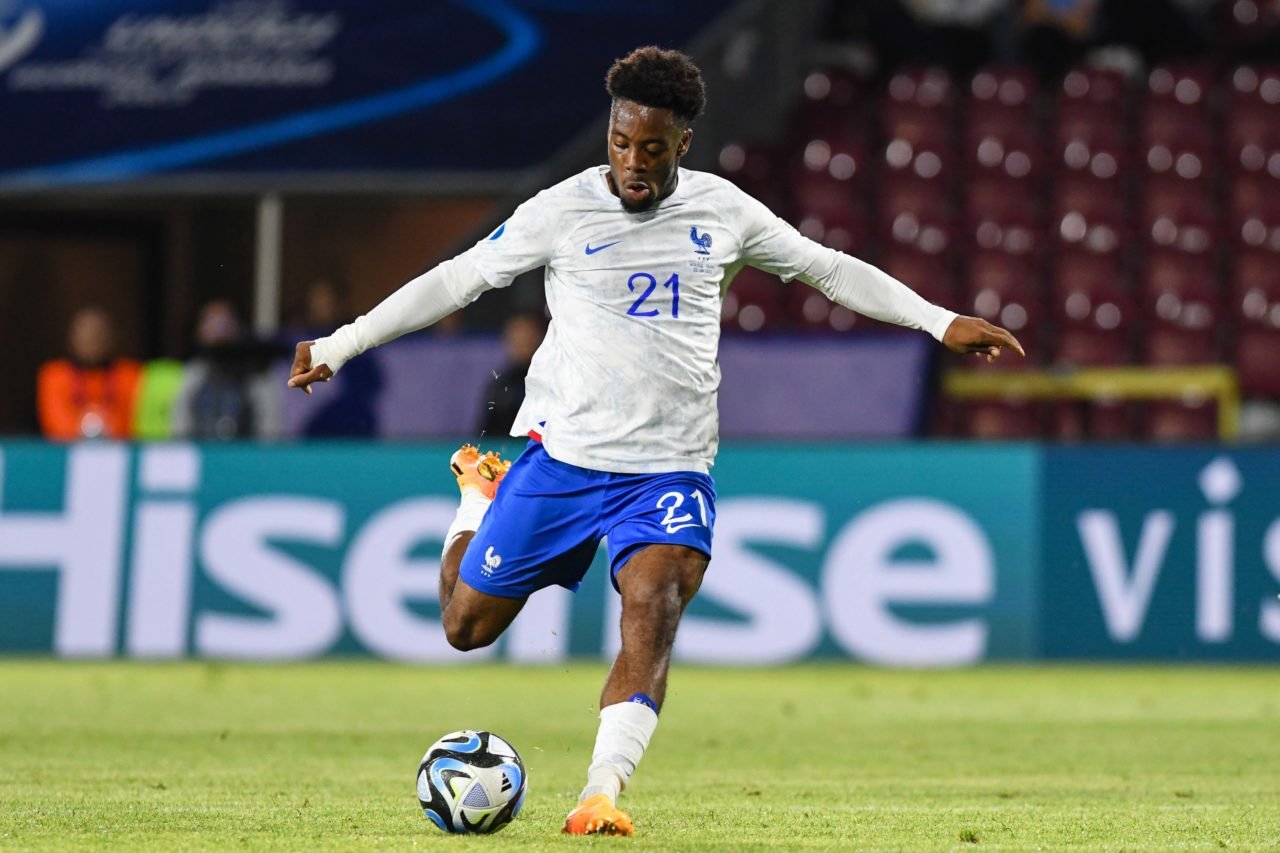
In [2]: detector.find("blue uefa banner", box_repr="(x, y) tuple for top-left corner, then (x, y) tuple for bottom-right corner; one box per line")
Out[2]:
(0, 0), (734, 186)
(5, 441), (1275, 663)
(1040, 448), (1280, 660)
(0, 441), (1039, 665)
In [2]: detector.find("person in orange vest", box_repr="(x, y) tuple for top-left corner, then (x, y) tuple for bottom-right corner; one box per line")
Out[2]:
(37, 307), (141, 440)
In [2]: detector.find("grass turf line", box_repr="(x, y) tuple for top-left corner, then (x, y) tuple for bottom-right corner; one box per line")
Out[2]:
(0, 662), (1277, 851)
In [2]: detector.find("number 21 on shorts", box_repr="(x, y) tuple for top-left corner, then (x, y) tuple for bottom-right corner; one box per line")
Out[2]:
(656, 489), (707, 534)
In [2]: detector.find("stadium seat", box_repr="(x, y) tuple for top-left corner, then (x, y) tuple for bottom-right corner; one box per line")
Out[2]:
(1228, 175), (1280, 252)
(1231, 250), (1280, 329)
(1053, 327), (1134, 367)
(792, 67), (866, 144)
(879, 178), (955, 256)
(1088, 399), (1141, 440)
(795, 208), (868, 254)
(1217, 0), (1280, 48)
(1140, 251), (1222, 365)
(1141, 178), (1218, 254)
(1225, 66), (1280, 178)
(967, 202), (1043, 256)
(790, 137), (870, 219)
(717, 142), (787, 214)
(1052, 175), (1128, 253)
(883, 67), (955, 143)
(965, 71), (1043, 185)
(1058, 67), (1131, 119)
(1051, 249), (1134, 345)
(881, 135), (955, 185)
(1141, 65), (1214, 152)
(1236, 330), (1280, 396)
(963, 251), (1043, 364)
(1145, 398), (1219, 441)
(1232, 250), (1280, 394)
(1049, 399), (1139, 441)
(962, 398), (1042, 439)
(723, 267), (791, 333)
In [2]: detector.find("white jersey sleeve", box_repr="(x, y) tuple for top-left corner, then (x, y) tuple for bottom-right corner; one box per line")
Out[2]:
(738, 195), (958, 341)
(304, 188), (566, 374)
(467, 188), (563, 288)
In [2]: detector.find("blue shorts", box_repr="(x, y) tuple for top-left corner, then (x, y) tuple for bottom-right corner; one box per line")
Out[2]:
(458, 441), (716, 599)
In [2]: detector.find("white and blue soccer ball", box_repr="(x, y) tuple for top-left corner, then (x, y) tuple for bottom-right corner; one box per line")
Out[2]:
(416, 730), (527, 834)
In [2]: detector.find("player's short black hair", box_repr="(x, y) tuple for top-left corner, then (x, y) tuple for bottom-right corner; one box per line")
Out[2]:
(605, 46), (706, 126)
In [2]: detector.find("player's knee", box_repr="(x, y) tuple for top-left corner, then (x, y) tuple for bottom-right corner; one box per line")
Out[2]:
(442, 609), (497, 652)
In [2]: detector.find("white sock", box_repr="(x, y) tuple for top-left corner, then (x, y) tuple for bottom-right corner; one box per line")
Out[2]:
(441, 489), (491, 558)
(579, 700), (659, 803)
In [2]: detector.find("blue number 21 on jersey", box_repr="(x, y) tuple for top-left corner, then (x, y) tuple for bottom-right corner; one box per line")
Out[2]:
(627, 272), (680, 319)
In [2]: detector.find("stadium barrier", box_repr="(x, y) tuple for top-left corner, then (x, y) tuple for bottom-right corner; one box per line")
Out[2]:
(1, 441), (1277, 665)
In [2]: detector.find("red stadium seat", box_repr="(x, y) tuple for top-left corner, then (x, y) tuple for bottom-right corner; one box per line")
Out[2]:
(1236, 330), (1280, 396)
(1145, 398), (1219, 441)
(1140, 251), (1222, 365)
(1141, 65), (1214, 152)
(1059, 67), (1131, 109)
(1232, 250), (1280, 329)
(1228, 175), (1280, 253)
(1054, 327), (1134, 367)
(1053, 176), (1128, 253)
(1231, 249), (1280, 395)
(794, 208), (869, 255)
(723, 267), (791, 333)
(1089, 399), (1140, 440)
(790, 137), (870, 219)
(1141, 178), (1218, 254)
(1052, 249), (1134, 348)
(880, 178), (955, 256)
(883, 67), (955, 144)
(969, 68), (1038, 119)
(1226, 66), (1280, 177)
(966, 124), (1044, 185)
(963, 398), (1042, 439)
(964, 251), (1042, 364)
(792, 67), (866, 143)
(1049, 399), (1139, 441)
(717, 142), (787, 214)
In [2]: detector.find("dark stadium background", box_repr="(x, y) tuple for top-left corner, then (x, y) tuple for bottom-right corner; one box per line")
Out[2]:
(2, 0), (1279, 664)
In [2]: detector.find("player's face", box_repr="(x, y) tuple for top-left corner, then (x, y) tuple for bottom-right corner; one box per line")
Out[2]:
(606, 100), (692, 213)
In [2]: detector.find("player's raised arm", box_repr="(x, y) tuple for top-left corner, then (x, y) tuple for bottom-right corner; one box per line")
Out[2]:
(289, 191), (560, 394)
(287, 253), (490, 394)
(736, 194), (1025, 364)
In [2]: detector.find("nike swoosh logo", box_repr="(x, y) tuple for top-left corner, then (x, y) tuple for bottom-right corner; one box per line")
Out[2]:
(584, 241), (620, 255)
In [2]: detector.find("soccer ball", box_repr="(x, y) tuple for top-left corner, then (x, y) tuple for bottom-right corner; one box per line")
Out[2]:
(416, 730), (527, 834)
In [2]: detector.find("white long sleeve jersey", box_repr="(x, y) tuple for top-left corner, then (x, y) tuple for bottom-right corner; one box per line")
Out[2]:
(312, 166), (958, 474)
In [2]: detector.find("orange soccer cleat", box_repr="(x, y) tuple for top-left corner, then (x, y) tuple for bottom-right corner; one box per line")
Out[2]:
(562, 794), (635, 836)
(449, 444), (511, 500)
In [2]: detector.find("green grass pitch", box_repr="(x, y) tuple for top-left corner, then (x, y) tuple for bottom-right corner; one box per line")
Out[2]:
(1, 662), (1278, 851)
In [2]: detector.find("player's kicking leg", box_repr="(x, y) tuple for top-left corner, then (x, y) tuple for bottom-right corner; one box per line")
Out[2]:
(563, 543), (707, 836)
(439, 445), (524, 650)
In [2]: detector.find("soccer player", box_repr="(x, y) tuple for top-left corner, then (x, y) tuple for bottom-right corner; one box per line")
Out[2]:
(289, 46), (1023, 836)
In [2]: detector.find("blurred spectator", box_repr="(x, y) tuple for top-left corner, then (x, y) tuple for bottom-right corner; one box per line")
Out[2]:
(1018, 0), (1102, 80)
(36, 307), (141, 441)
(132, 358), (185, 440)
(479, 313), (545, 438)
(173, 300), (283, 440)
(288, 277), (346, 335)
(288, 277), (386, 437)
(825, 0), (1015, 78)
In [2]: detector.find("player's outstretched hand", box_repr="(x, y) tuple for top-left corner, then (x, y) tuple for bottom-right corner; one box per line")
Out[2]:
(942, 316), (1026, 364)
(287, 341), (333, 395)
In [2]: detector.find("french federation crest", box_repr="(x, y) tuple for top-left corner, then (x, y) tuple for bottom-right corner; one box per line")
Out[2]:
(689, 226), (712, 255)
